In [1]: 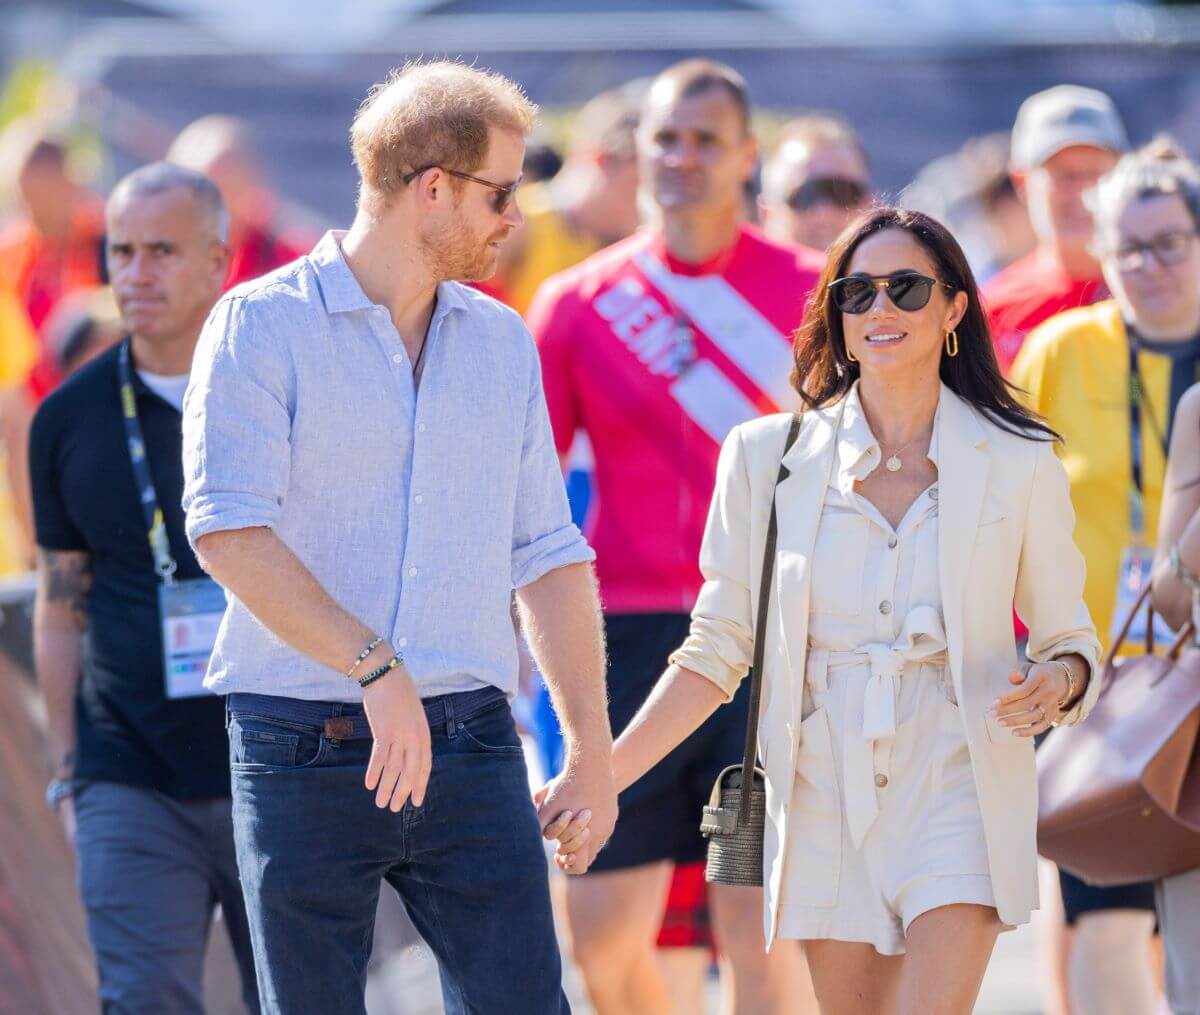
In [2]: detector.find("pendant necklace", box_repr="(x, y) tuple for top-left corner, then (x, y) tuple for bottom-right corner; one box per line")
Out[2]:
(882, 434), (922, 473)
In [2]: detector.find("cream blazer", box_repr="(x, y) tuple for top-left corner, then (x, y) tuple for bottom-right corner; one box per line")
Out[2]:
(671, 385), (1101, 946)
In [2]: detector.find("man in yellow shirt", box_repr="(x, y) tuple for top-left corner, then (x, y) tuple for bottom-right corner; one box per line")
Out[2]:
(1013, 298), (1175, 644)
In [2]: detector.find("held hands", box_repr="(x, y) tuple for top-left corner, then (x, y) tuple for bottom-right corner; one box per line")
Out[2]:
(534, 754), (618, 875)
(989, 660), (1076, 737)
(361, 643), (432, 811)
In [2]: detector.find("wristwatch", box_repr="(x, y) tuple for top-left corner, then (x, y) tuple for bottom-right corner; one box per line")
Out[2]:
(45, 778), (75, 811)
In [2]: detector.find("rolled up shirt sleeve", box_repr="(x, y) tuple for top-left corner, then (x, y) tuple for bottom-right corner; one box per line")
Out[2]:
(510, 339), (594, 589)
(182, 295), (295, 549)
(1016, 439), (1102, 725)
(669, 425), (755, 701)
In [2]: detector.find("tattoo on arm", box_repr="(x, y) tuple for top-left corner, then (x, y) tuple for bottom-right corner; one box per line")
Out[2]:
(37, 549), (93, 630)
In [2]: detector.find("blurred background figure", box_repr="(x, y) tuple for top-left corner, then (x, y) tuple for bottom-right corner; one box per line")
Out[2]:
(486, 80), (644, 314)
(0, 287), (121, 571)
(530, 58), (820, 1015)
(1012, 136), (1200, 1015)
(758, 113), (872, 252)
(959, 132), (1039, 281)
(0, 121), (105, 399)
(166, 114), (311, 289)
(521, 137), (565, 186)
(985, 84), (1128, 372)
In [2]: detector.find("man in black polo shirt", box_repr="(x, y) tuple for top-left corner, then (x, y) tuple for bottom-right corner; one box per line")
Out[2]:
(30, 162), (259, 1014)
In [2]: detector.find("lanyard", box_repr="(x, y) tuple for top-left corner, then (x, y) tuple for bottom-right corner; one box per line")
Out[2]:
(117, 340), (177, 582)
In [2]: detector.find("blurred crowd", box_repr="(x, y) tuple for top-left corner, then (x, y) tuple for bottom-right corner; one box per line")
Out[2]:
(3, 56), (1200, 1015)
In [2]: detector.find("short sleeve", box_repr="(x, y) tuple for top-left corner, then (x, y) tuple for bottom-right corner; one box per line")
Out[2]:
(28, 400), (86, 551)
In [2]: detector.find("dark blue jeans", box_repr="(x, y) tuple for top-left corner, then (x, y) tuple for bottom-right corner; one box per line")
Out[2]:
(227, 686), (570, 1015)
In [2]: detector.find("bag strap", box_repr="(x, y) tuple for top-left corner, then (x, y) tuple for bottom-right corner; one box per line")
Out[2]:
(735, 413), (803, 824)
(1103, 581), (1197, 685)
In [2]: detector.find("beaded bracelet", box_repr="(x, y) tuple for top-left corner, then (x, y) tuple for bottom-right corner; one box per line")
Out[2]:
(346, 636), (384, 679)
(358, 654), (402, 689)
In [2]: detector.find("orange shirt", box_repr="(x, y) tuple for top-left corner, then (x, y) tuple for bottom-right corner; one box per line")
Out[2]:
(0, 201), (105, 398)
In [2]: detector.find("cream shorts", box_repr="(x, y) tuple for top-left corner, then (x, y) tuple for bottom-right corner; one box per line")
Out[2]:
(777, 657), (996, 955)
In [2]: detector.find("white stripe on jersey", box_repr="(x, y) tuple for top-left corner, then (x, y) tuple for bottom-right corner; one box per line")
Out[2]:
(670, 360), (759, 443)
(635, 251), (796, 410)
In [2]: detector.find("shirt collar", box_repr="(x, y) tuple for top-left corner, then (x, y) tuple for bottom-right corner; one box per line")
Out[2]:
(834, 381), (941, 493)
(309, 229), (469, 321)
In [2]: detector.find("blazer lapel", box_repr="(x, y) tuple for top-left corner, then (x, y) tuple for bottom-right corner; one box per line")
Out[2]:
(936, 386), (990, 698)
(773, 400), (844, 735)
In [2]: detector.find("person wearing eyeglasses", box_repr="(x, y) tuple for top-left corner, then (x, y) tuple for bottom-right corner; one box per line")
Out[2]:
(1011, 138), (1200, 1015)
(555, 204), (1098, 1012)
(181, 62), (614, 1015)
(528, 58), (823, 1015)
(759, 114), (872, 254)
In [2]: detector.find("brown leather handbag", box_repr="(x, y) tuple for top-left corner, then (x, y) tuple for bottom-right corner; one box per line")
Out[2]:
(1037, 584), (1200, 885)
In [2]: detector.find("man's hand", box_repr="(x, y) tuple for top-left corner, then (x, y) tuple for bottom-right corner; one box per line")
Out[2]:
(535, 754), (617, 874)
(362, 653), (432, 811)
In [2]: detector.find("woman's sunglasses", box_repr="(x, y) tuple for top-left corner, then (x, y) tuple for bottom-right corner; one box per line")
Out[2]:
(402, 166), (522, 215)
(828, 272), (955, 315)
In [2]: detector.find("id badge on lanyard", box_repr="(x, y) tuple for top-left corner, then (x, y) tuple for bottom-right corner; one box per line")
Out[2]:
(160, 578), (226, 699)
(119, 341), (224, 698)
(1117, 351), (1173, 648)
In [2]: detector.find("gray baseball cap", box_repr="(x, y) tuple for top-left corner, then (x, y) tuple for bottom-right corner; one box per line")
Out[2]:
(1011, 85), (1129, 170)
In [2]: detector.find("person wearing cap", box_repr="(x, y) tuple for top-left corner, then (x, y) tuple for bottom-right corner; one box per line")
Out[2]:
(759, 113), (873, 253)
(984, 84), (1129, 372)
(485, 81), (645, 315)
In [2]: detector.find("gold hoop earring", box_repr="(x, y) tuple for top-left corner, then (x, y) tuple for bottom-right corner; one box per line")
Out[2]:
(846, 347), (858, 363)
(945, 329), (959, 358)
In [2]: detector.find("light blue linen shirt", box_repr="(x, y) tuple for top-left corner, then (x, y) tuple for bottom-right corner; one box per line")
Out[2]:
(182, 230), (594, 701)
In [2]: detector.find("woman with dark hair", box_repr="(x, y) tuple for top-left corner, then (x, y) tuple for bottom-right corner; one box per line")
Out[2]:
(556, 206), (1101, 1011)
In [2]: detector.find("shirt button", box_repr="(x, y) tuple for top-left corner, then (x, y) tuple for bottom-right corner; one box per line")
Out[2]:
(392, 353), (404, 365)
(398, 637), (408, 647)
(418, 423), (427, 433)
(414, 494), (423, 505)
(879, 600), (892, 615)
(887, 536), (898, 550)
(875, 773), (889, 788)
(408, 566), (418, 577)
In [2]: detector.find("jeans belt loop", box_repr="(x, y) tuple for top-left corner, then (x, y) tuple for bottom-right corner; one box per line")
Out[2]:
(443, 694), (457, 739)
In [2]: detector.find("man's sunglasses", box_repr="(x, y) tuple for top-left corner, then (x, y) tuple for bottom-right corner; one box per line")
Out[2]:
(828, 272), (955, 315)
(786, 177), (869, 212)
(1109, 229), (1198, 274)
(402, 166), (522, 214)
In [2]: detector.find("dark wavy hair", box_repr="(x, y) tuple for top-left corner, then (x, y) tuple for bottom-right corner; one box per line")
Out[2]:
(791, 206), (1058, 442)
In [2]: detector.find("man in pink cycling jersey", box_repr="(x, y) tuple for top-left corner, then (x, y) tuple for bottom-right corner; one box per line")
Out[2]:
(529, 59), (822, 1015)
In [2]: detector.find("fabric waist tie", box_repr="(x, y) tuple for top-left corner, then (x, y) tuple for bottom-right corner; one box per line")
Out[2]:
(805, 605), (948, 848)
